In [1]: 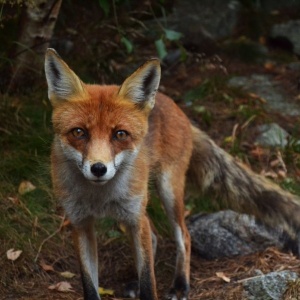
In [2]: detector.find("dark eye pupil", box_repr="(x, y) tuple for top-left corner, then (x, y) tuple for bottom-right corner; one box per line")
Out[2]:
(72, 128), (84, 137)
(116, 130), (127, 140)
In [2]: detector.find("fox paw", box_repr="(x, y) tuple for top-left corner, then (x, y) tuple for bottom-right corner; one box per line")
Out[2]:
(166, 275), (189, 300)
(166, 289), (188, 300)
(123, 281), (139, 299)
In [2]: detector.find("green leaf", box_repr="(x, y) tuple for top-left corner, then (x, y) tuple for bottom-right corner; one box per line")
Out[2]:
(121, 36), (133, 54)
(98, 0), (110, 16)
(107, 229), (122, 238)
(179, 45), (188, 62)
(164, 29), (182, 41)
(155, 39), (167, 60)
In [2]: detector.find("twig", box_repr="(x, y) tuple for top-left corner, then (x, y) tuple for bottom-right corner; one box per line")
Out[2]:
(231, 123), (239, 145)
(236, 274), (264, 283)
(0, 127), (12, 135)
(241, 114), (256, 131)
(275, 150), (287, 174)
(18, 198), (32, 216)
(34, 215), (65, 263)
(147, 1), (165, 32)
(112, 0), (119, 31)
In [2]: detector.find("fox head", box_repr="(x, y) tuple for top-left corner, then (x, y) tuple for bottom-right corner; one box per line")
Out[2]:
(45, 49), (161, 185)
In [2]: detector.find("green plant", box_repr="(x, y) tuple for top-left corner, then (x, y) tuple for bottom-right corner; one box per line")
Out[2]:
(183, 77), (230, 104)
(149, 2), (184, 60)
(97, 0), (184, 59)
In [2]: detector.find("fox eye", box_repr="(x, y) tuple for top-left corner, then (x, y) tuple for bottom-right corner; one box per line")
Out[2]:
(71, 128), (86, 138)
(114, 130), (128, 141)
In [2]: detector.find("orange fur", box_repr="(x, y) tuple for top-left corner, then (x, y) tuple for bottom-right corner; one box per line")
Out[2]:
(46, 48), (191, 300)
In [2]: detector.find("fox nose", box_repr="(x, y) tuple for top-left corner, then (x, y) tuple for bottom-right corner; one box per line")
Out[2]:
(91, 162), (107, 177)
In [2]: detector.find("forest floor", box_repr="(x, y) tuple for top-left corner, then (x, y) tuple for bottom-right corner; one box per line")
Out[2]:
(1, 2), (300, 300)
(0, 52), (300, 300)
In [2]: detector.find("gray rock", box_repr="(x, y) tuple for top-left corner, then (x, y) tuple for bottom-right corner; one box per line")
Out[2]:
(255, 123), (289, 148)
(243, 270), (298, 300)
(145, 0), (240, 51)
(171, 0), (240, 40)
(162, 49), (182, 66)
(228, 74), (300, 116)
(188, 210), (290, 259)
(270, 20), (300, 56)
(287, 62), (300, 71)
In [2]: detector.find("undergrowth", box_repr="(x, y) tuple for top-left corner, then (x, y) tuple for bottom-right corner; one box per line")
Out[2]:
(0, 93), (66, 292)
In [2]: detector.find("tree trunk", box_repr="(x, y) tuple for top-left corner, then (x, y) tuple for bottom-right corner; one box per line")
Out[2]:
(8, 0), (62, 92)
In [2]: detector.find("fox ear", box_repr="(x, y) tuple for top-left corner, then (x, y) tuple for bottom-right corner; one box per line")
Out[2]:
(118, 59), (161, 110)
(45, 48), (87, 105)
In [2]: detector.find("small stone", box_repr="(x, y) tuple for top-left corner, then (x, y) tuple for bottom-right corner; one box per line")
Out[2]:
(270, 20), (300, 56)
(228, 74), (300, 116)
(243, 270), (298, 300)
(255, 123), (289, 148)
(287, 62), (300, 71)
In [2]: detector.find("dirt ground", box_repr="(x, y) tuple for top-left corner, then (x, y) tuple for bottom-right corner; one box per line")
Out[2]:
(1, 55), (300, 299)
(2, 237), (300, 300)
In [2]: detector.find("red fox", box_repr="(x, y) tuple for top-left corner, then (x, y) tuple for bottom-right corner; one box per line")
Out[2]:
(45, 48), (300, 300)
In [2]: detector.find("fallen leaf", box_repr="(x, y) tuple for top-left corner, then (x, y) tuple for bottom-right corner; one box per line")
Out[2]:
(62, 219), (71, 228)
(248, 92), (259, 99)
(48, 281), (73, 292)
(60, 271), (76, 279)
(18, 180), (36, 195)
(7, 196), (20, 205)
(98, 287), (114, 296)
(40, 260), (54, 272)
(248, 93), (266, 103)
(119, 223), (127, 233)
(259, 36), (266, 45)
(7, 248), (22, 261)
(277, 170), (287, 179)
(224, 136), (233, 144)
(216, 271), (230, 283)
(250, 147), (265, 158)
(184, 209), (191, 218)
(261, 170), (278, 179)
(270, 158), (281, 167)
(264, 61), (275, 71)
(295, 169), (300, 178)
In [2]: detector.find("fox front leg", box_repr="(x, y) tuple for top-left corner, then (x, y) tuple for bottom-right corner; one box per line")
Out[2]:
(73, 218), (100, 300)
(128, 214), (158, 300)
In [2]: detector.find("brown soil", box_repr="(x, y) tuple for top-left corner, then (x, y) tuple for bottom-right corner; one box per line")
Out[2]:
(2, 234), (300, 300)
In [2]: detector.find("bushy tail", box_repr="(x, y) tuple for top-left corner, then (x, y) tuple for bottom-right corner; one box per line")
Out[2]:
(188, 125), (300, 247)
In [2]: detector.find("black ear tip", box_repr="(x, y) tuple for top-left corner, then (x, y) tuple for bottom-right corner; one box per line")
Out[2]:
(148, 57), (160, 62)
(147, 58), (161, 68)
(46, 48), (61, 59)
